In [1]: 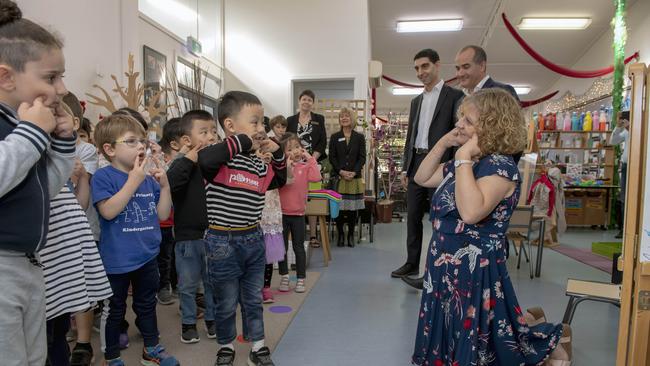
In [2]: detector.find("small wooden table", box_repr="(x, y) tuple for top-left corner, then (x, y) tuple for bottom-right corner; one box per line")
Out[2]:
(305, 198), (332, 266)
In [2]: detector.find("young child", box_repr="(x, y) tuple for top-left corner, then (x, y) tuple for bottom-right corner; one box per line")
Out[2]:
(91, 114), (178, 366)
(40, 102), (112, 366)
(269, 114), (287, 140)
(165, 110), (219, 344)
(78, 117), (93, 144)
(198, 91), (287, 366)
(278, 133), (322, 293)
(260, 115), (289, 303)
(157, 117), (180, 307)
(0, 2), (76, 364)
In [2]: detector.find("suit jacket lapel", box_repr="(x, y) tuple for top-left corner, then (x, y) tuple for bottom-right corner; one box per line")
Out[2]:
(410, 94), (423, 147)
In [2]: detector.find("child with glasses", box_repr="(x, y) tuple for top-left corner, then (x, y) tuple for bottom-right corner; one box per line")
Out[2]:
(90, 113), (178, 366)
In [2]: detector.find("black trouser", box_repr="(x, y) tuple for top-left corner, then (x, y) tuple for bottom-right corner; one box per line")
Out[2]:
(406, 153), (433, 266)
(279, 215), (306, 279)
(46, 313), (71, 366)
(336, 210), (358, 238)
(264, 264), (273, 288)
(157, 226), (177, 291)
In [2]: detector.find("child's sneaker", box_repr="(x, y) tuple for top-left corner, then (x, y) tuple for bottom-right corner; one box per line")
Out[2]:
(205, 320), (216, 339)
(215, 347), (236, 366)
(278, 275), (290, 292)
(248, 346), (275, 366)
(102, 358), (125, 366)
(157, 286), (175, 305)
(262, 287), (275, 303)
(142, 344), (179, 366)
(118, 333), (129, 349)
(295, 279), (306, 293)
(181, 324), (200, 344)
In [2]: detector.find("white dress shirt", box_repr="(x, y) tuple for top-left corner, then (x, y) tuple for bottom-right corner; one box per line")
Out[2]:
(462, 75), (491, 95)
(415, 79), (444, 149)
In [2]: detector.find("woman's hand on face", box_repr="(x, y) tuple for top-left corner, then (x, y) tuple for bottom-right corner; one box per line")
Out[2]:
(455, 134), (481, 160)
(441, 128), (466, 149)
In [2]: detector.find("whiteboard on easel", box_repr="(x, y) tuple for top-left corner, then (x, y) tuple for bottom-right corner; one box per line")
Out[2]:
(640, 123), (650, 262)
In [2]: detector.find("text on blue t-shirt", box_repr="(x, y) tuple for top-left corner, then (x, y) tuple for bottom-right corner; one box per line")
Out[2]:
(91, 165), (161, 274)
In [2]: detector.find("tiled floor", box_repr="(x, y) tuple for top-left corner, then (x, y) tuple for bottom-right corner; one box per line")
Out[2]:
(273, 221), (620, 365)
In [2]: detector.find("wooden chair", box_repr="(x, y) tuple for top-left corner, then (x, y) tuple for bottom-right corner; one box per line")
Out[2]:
(562, 279), (621, 324)
(506, 205), (537, 279)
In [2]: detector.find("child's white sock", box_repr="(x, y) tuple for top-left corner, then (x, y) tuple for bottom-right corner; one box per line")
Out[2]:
(252, 339), (265, 352)
(219, 343), (234, 351)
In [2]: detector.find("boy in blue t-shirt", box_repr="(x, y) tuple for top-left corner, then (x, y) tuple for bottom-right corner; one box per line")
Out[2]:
(91, 114), (178, 366)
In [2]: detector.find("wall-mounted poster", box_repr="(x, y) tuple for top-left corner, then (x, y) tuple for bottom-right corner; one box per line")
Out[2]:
(143, 45), (167, 126)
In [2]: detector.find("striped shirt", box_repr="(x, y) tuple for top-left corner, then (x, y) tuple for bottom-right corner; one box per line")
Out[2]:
(199, 134), (287, 228)
(40, 185), (112, 320)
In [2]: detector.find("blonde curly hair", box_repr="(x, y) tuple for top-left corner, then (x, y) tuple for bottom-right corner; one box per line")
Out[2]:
(460, 88), (527, 155)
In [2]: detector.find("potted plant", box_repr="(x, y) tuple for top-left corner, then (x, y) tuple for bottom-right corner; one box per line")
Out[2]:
(373, 115), (405, 223)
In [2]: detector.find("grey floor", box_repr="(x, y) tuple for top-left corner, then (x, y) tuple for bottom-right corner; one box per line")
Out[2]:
(273, 220), (620, 366)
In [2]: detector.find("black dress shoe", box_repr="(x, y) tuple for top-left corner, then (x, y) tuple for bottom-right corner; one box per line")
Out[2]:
(401, 275), (423, 290)
(391, 263), (418, 278)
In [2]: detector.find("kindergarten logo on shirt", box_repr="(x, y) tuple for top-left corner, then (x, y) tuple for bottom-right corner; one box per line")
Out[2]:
(228, 172), (261, 189)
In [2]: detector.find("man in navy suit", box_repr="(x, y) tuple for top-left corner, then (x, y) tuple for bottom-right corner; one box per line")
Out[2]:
(454, 45), (520, 102)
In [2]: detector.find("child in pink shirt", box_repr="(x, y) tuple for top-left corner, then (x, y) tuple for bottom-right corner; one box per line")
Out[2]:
(278, 133), (322, 293)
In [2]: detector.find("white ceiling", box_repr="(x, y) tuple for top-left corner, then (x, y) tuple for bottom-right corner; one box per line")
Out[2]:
(369, 0), (635, 114)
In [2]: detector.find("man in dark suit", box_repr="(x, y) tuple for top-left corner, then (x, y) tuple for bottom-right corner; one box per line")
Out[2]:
(391, 49), (464, 284)
(454, 45), (520, 102)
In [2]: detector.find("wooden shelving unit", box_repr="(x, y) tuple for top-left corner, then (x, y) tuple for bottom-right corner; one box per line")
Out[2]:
(536, 127), (616, 227)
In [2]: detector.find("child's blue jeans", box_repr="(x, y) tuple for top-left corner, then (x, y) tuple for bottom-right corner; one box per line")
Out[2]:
(204, 227), (266, 345)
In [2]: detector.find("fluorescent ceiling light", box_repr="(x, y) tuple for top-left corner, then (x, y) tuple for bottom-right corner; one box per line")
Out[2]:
(392, 87), (423, 96)
(518, 17), (591, 30)
(147, 0), (197, 22)
(396, 19), (463, 33)
(514, 86), (531, 95)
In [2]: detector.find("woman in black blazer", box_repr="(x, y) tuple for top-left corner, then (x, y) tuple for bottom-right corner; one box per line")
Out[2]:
(329, 107), (366, 247)
(286, 89), (328, 162)
(287, 90), (327, 248)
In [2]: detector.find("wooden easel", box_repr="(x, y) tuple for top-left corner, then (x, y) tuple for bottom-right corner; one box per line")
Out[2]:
(616, 63), (650, 366)
(305, 198), (332, 266)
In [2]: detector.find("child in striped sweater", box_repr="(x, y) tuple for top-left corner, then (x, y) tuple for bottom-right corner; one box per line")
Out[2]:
(198, 91), (287, 366)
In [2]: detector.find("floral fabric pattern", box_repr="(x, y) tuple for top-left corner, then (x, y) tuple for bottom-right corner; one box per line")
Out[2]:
(412, 154), (563, 366)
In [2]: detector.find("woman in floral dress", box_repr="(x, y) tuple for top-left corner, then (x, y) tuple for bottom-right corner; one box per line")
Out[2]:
(411, 89), (572, 366)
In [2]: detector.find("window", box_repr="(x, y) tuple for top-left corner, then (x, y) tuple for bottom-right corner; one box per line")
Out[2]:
(176, 58), (221, 115)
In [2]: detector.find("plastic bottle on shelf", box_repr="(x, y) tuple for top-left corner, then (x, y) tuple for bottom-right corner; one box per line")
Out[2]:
(571, 112), (579, 131)
(563, 112), (572, 131)
(550, 112), (557, 130)
(592, 110), (599, 131)
(538, 112), (545, 131)
(532, 112), (538, 130)
(583, 111), (592, 131)
(599, 107), (608, 131)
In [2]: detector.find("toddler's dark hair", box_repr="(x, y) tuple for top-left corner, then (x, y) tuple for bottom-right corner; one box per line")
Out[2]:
(79, 117), (93, 138)
(0, 0), (64, 72)
(280, 132), (301, 151)
(179, 109), (214, 136)
(217, 91), (261, 128)
(159, 117), (182, 155)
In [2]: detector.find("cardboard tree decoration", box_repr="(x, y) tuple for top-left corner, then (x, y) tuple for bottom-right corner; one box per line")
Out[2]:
(85, 53), (175, 134)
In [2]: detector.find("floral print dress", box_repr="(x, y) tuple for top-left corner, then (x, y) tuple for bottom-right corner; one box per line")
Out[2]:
(412, 155), (563, 366)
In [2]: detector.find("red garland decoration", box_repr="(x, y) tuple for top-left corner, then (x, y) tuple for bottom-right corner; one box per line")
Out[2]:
(502, 13), (639, 78)
(382, 75), (457, 88)
(381, 74), (559, 108)
(520, 90), (559, 108)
